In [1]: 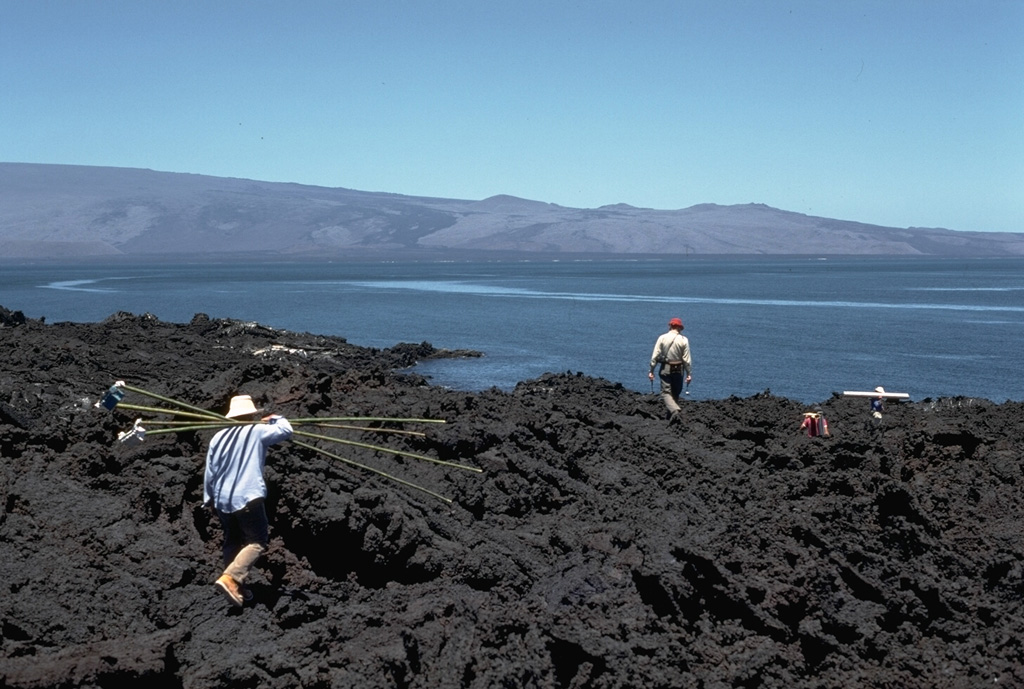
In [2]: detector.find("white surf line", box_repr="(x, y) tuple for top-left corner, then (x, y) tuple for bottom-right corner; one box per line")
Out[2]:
(905, 286), (1024, 292)
(339, 280), (1024, 314)
(42, 277), (132, 293)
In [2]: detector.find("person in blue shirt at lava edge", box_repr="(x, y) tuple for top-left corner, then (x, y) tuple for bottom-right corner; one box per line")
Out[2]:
(203, 394), (293, 607)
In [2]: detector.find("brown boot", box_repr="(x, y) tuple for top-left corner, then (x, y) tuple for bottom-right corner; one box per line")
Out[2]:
(215, 574), (244, 607)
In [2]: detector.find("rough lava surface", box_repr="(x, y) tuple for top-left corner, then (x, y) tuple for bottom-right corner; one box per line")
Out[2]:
(1, 305), (1022, 688)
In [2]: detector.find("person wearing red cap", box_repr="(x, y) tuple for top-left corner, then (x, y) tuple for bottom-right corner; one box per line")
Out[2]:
(648, 317), (693, 424)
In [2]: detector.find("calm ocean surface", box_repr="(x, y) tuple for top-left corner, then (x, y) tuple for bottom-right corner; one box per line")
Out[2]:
(2, 257), (1022, 403)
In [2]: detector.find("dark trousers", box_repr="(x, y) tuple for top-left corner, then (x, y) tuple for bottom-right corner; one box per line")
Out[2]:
(216, 498), (269, 582)
(659, 369), (683, 414)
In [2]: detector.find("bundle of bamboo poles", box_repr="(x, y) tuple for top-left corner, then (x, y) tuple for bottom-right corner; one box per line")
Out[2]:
(96, 381), (480, 504)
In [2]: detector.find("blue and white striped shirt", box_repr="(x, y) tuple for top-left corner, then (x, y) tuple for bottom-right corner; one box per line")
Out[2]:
(203, 416), (293, 513)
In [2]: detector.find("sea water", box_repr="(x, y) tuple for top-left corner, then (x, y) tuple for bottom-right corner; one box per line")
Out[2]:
(2, 257), (1022, 403)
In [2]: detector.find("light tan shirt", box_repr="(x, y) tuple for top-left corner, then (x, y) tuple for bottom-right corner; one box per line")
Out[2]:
(650, 329), (692, 374)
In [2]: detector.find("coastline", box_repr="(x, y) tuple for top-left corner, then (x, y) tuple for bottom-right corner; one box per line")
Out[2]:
(4, 257), (1024, 404)
(1, 307), (1022, 687)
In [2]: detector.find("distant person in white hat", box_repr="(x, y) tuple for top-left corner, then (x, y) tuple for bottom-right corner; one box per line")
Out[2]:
(870, 387), (886, 427)
(648, 317), (693, 425)
(203, 394), (293, 607)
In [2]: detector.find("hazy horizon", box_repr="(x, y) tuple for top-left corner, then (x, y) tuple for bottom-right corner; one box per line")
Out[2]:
(1, 1), (1022, 233)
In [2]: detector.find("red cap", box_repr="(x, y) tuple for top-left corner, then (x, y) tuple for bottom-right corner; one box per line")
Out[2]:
(669, 317), (683, 328)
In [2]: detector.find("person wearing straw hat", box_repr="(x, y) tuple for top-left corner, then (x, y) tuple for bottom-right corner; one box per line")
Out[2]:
(203, 394), (293, 607)
(648, 317), (693, 425)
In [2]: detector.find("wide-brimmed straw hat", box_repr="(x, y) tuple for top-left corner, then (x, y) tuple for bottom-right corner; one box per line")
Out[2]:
(875, 386), (886, 394)
(225, 394), (259, 418)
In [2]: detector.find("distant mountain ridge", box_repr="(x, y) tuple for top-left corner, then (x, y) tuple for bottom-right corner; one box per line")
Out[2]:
(2, 163), (1022, 260)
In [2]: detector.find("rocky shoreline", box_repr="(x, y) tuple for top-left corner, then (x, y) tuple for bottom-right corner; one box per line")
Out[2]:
(1, 306), (1022, 688)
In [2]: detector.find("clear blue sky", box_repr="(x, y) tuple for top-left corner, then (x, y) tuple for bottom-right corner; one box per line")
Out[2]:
(2, 1), (1021, 232)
